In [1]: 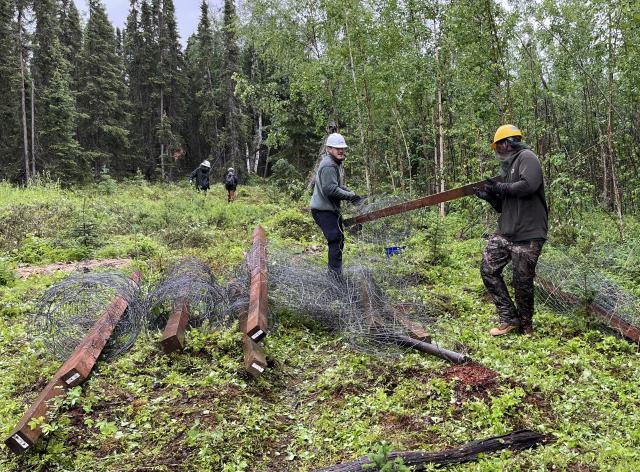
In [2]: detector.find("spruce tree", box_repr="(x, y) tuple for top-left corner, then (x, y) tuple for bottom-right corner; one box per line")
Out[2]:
(59, 0), (82, 92)
(33, 0), (83, 181)
(152, 0), (184, 179)
(0, 0), (23, 180)
(77, 0), (130, 176)
(124, 0), (149, 173)
(221, 0), (243, 171)
(183, 0), (220, 166)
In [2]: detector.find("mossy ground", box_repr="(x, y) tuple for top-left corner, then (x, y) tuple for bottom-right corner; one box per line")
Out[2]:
(1, 180), (639, 471)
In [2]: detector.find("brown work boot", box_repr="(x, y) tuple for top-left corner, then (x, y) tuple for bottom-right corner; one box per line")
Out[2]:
(489, 323), (519, 336)
(520, 324), (533, 336)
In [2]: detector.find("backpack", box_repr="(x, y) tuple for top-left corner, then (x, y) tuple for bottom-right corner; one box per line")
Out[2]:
(225, 172), (235, 186)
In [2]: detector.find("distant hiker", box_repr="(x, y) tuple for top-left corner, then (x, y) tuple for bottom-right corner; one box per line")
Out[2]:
(475, 125), (548, 336)
(224, 167), (238, 202)
(189, 160), (211, 192)
(310, 133), (364, 278)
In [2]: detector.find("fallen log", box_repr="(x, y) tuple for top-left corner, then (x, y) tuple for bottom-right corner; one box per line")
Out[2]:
(536, 276), (640, 344)
(160, 299), (190, 354)
(4, 271), (141, 454)
(315, 429), (546, 471)
(343, 176), (499, 227)
(245, 225), (268, 342)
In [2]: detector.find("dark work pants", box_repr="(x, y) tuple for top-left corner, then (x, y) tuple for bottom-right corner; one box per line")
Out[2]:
(311, 209), (345, 275)
(480, 235), (544, 327)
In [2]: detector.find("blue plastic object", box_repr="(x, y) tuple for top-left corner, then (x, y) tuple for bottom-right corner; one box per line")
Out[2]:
(385, 246), (406, 258)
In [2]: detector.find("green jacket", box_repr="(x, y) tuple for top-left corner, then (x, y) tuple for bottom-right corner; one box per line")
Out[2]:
(496, 148), (548, 241)
(309, 153), (355, 213)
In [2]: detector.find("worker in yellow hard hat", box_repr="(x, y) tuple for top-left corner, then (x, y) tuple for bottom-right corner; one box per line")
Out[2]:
(476, 125), (548, 337)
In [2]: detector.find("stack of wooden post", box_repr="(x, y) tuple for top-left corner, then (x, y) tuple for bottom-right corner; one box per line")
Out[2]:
(4, 272), (141, 454)
(241, 226), (268, 376)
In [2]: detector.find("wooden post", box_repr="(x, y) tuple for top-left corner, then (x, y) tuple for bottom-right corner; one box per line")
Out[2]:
(4, 379), (66, 454)
(160, 299), (190, 354)
(56, 272), (142, 387)
(245, 226), (268, 342)
(397, 315), (431, 343)
(4, 272), (141, 454)
(239, 308), (267, 377)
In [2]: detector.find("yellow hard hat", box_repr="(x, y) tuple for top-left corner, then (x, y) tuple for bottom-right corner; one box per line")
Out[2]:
(491, 124), (522, 150)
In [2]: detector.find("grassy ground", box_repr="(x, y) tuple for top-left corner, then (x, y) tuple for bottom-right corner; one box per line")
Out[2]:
(1, 180), (640, 471)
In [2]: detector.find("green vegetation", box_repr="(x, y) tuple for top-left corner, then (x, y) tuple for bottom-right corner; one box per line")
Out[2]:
(1, 181), (640, 471)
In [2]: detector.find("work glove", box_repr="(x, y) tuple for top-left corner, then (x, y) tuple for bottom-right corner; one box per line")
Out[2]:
(350, 194), (366, 205)
(483, 178), (499, 194)
(474, 188), (492, 201)
(189, 178), (193, 184)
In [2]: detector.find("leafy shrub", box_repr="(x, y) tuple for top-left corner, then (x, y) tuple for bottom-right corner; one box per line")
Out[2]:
(267, 208), (314, 241)
(270, 158), (306, 201)
(0, 259), (16, 287)
(95, 234), (165, 258)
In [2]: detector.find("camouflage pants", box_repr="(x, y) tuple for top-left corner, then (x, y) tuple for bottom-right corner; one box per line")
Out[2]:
(480, 235), (544, 327)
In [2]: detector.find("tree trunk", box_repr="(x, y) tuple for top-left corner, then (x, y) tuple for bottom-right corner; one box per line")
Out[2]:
(160, 90), (165, 180)
(31, 79), (36, 177)
(18, 10), (30, 183)
(606, 8), (623, 235)
(344, 8), (371, 196)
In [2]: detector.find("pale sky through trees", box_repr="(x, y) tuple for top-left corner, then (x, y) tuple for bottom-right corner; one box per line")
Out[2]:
(78, 0), (222, 46)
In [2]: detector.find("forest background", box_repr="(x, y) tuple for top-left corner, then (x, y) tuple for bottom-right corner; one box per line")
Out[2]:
(1, 0), (639, 226)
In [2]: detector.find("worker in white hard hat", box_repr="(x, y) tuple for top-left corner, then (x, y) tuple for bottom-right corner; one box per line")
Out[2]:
(309, 133), (364, 278)
(224, 167), (238, 202)
(189, 160), (211, 192)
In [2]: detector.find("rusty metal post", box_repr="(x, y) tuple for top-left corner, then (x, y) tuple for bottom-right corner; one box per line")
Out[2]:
(343, 176), (499, 227)
(246, 225), (268, 342)
(536, 276), (640, 343)
(160, 299), (190, 354)
(5, 271), (141, 454)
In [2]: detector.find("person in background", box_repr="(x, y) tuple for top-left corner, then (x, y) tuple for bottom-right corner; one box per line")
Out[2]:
(309, 133), (364, 278)
(475, 124), (548, 336)
(189, 160), (211, 193)
(224, 167), (238, 202)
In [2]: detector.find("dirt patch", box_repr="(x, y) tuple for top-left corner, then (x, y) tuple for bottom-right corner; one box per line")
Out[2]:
(16, 258), (132, 279)
(443, 362), (500, 399)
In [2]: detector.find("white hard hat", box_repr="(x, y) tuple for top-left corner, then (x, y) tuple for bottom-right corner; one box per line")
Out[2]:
(201, 160), (211, 168)
(326, 133), (348, 149)
(228, 167), (234, 172)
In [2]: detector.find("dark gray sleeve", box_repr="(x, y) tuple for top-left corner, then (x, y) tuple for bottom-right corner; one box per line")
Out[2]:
(190, 168), (198, 179)
(318, 166), (355, 201)
(500, 151), (543, 197)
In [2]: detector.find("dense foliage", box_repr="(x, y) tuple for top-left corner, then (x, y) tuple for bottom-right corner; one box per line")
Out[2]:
(0, 0), (638, 214)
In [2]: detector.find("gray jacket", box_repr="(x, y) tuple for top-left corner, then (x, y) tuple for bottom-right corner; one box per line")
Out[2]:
(496, 148), (548, 241)
(309, 153), (355, 213)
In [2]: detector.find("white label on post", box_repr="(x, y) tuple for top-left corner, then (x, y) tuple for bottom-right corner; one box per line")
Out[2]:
(251, 330), (264, 340)
(65, 373), (81, 384)
(251, 363), (265, 373)
(12, 434), (29, 449)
